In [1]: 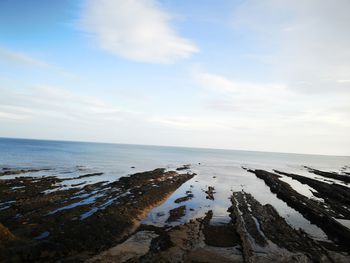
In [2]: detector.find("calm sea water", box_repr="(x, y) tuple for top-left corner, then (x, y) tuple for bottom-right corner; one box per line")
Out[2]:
(1, 137), (349, 241)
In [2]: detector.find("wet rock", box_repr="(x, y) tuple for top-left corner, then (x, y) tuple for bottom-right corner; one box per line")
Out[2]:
(139, 213), (243, 263)
(202, 211), (240, 247)
(156, 212), (165, 217)
(33, 231), (50, 240)
(304, 166), (350, 184)
(71, 182), (86, 187)
(174, 193), (194, 204)
(204, 186), (215, 200)
(87, 230), (158, 263)
(74, 172), (104, 179)
(140, 218), (206, 262)
(187, 246), (243, 263)
(274, 170), (350, 218)
(230, 191), (334, 262)
(0, 168), (194, 262)
(249, 169), (350, 249)
(176, 164), (191, 171)
(166, 205), (186, 222)
(0, 168), (48, 177)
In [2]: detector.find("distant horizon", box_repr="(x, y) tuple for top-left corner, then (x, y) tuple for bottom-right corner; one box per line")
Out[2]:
(1, 136), (349, 158)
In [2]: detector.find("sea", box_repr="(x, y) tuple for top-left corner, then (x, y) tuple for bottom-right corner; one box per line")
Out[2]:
(1, 137), (349, 242)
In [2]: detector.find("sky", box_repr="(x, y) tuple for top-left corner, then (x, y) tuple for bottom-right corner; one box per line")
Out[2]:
(0, 0), (349, 156)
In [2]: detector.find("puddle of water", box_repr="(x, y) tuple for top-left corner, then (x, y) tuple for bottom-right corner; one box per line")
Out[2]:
(143, 164), (329, 241)
(335, 218), (350, 229)
(0, 200), (16, 211)
(33, 231), (50, 240)
(47, 193), (105, 215)
(277, 175), (324, 202)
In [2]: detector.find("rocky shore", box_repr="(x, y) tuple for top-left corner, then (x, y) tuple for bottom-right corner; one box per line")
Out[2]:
(86, 189), (350, 263)
(248, 169), (350, 249)
(1, 165), (350, 262)
(0, 168), (195, 262)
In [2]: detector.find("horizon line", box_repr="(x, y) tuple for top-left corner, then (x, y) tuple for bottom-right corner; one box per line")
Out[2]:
(1, 136), (349, 158)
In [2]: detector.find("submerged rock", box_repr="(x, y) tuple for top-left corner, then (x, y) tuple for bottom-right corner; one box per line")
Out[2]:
(74, 172), (104, 179)
(0, 168), (48, 177)
(166, 205), (187, 222)
(176, 164), (191, 171)
(204, 186), (215, 200)
(174, 193), (194, 204)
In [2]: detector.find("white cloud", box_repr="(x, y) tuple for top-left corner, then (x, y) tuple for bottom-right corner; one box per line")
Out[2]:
(79, 0), (199, 63)
(193, 71), (292, 116)
(0, 85), (128, 123)
(231, 0), (350, 93)
(193, 70), (350, 141)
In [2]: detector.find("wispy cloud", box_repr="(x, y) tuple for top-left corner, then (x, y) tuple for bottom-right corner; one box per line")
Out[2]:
(79, 0), (199, 63)
(0, 47), (77, 78)
(0, 47), (51, 68)
(194, 71), (288, 95)
(193, 70), (350, 130)
(0, 111), (25, 120)
(149, 115), (225, 130)
(193, 72), (239, 93)
(0, 85), (129, 123)
(193, 70), (292, 115)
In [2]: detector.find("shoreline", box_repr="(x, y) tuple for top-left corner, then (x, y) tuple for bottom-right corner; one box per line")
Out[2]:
(1, 165), (350, 262)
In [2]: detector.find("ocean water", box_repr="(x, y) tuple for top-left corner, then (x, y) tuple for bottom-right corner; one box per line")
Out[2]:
(1, 137), (349, 241)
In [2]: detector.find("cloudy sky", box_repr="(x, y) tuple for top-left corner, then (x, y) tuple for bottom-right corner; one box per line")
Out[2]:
(0, 0), (349, 155)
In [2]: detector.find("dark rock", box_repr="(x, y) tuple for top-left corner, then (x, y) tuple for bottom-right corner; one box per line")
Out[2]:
(0, 168), (194, 262)
(204, 186), (215, 200)
(74, 172), (104, 179)
(202, 211), (240, 247)
(166, 205), (186, 222)
(174, 194), (194, 204)
(274, 169), (350, 218)
(304, 166), (350, 184)
(176, 164), (191, 171)
(230, 191), (332, 262)
(249, 169), (350, 249)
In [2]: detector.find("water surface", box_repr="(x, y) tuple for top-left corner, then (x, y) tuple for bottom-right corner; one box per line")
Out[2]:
(1, 137), (349, 241)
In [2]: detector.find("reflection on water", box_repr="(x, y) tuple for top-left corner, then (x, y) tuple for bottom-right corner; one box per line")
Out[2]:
(1, 137), (349, 241)
(142, 164), (329, 241)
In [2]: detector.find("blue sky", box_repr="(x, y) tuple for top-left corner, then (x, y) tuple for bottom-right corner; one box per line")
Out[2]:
(0, 0), (349, 155)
